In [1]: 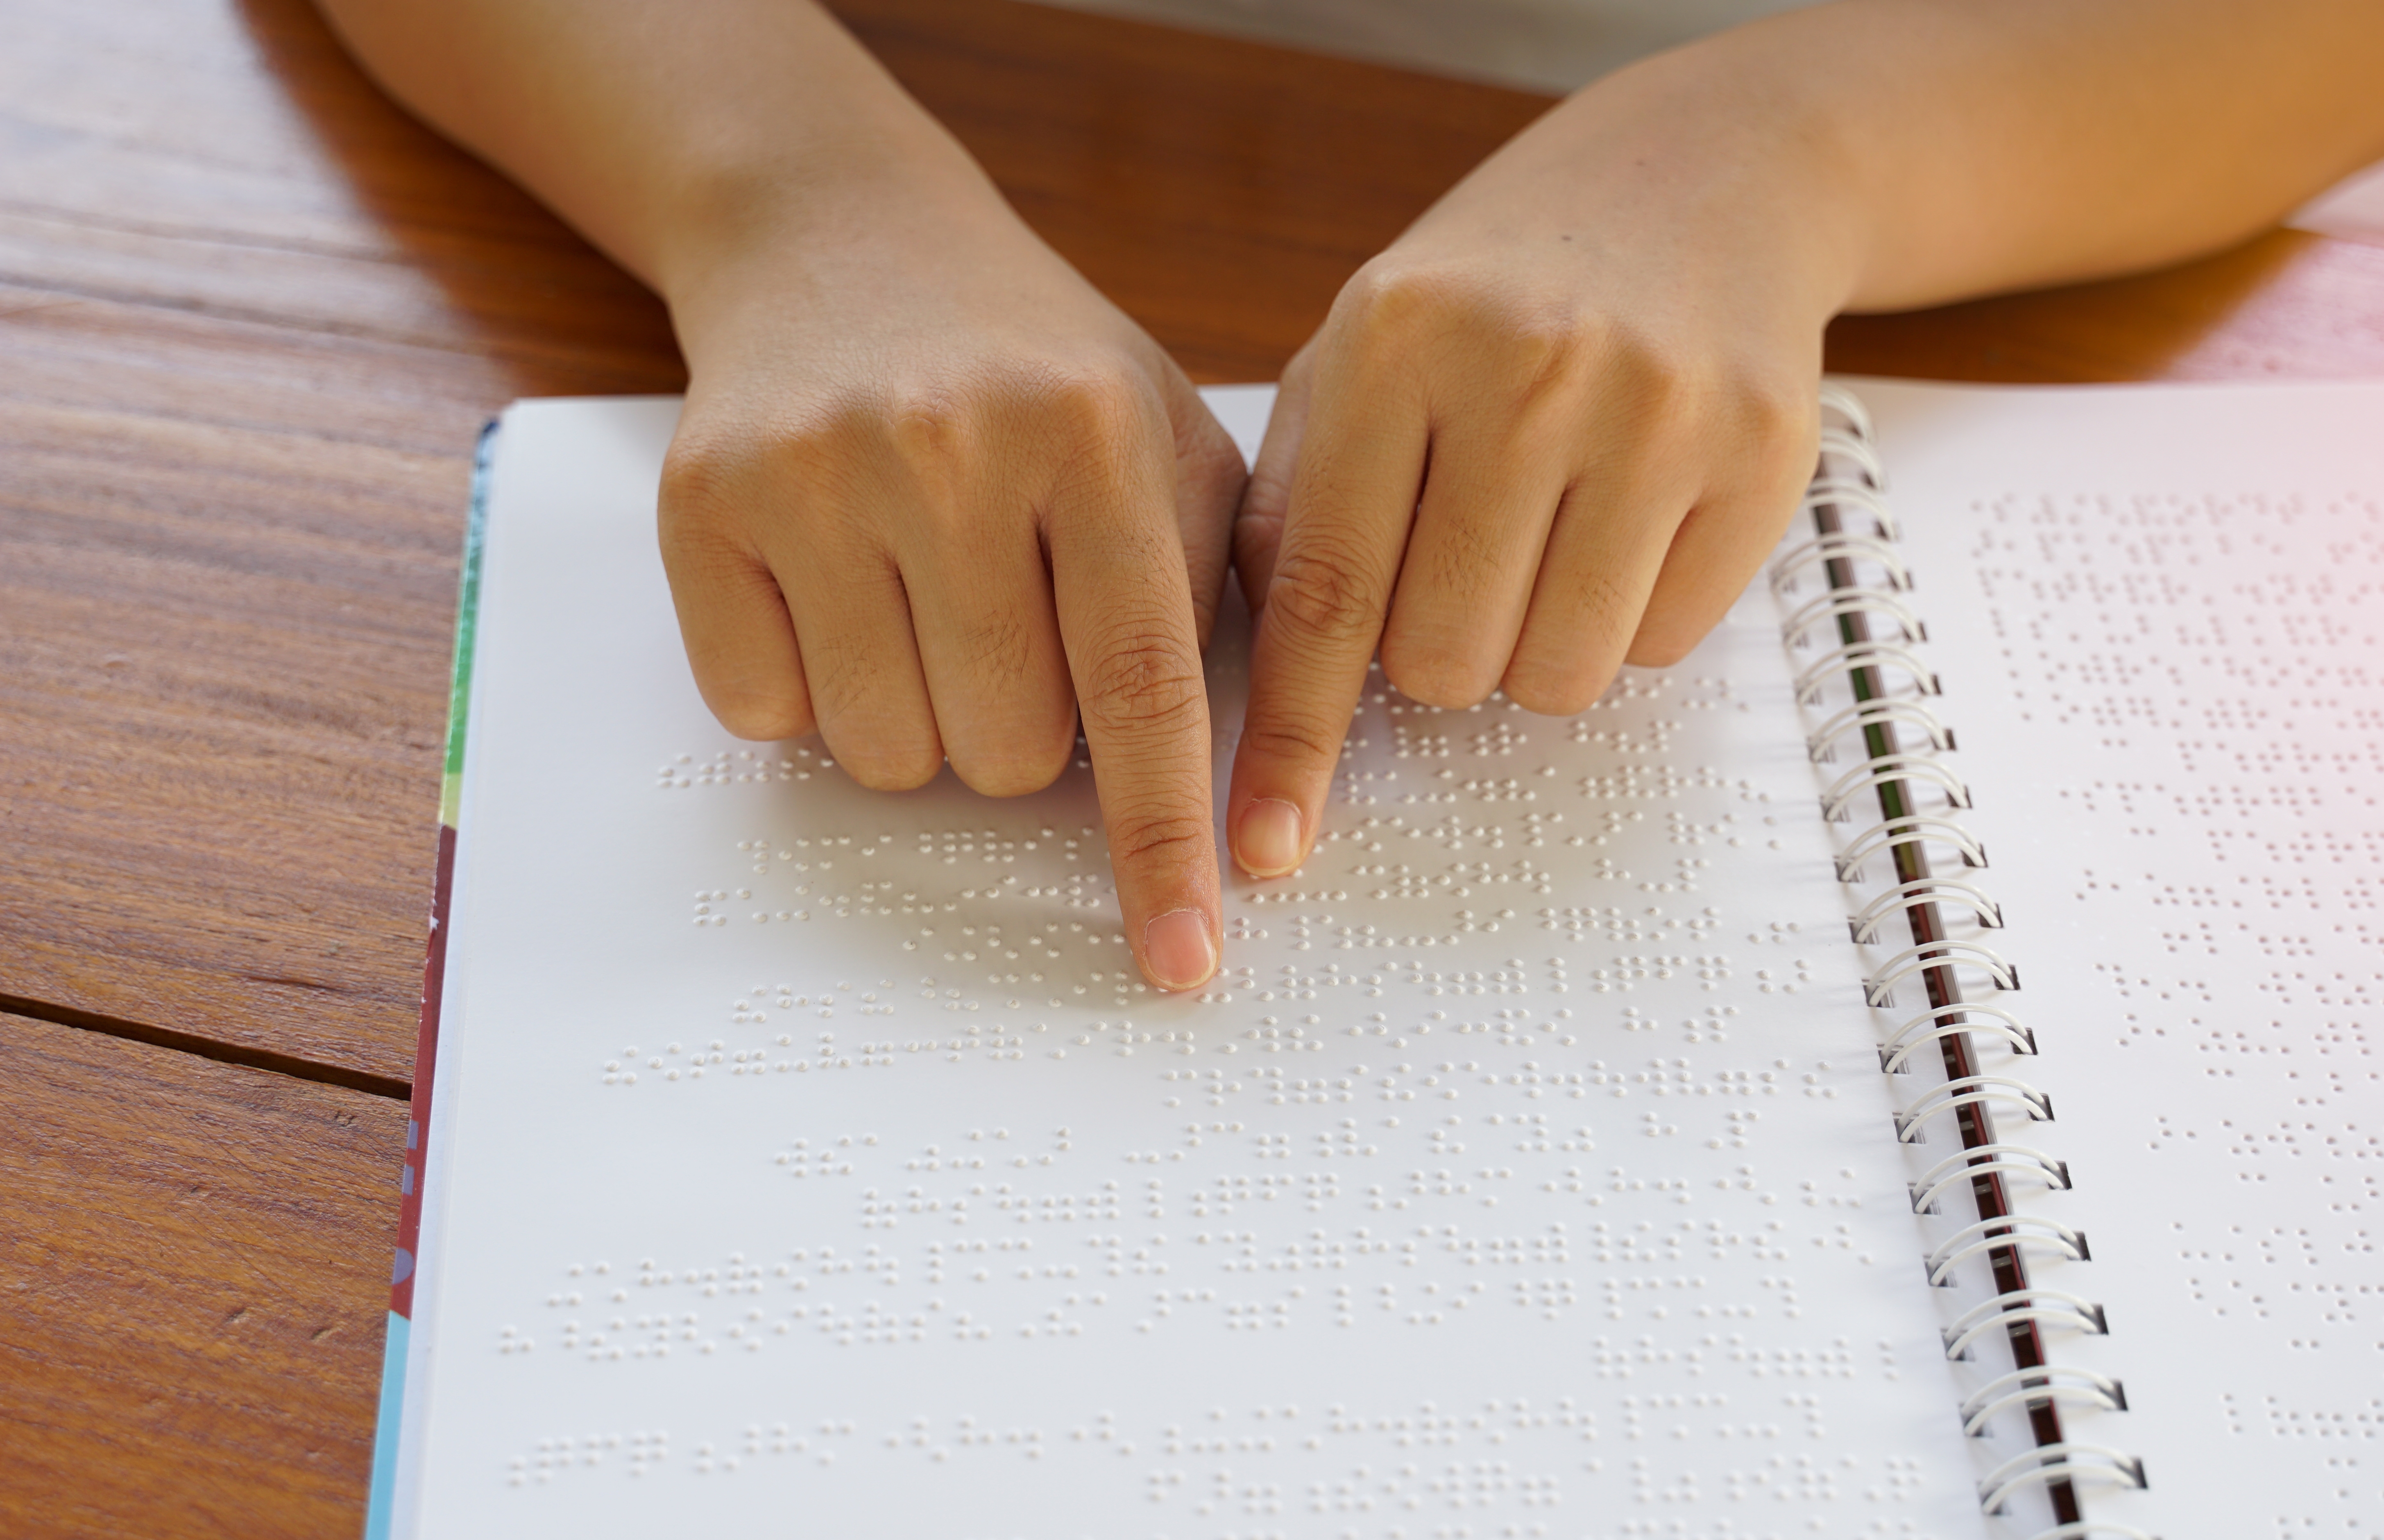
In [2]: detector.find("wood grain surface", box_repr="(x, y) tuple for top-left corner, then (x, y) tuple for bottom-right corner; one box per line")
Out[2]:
(0, 0), (684, 1086)
(0, 1010), (405, 1539)
(2, 0), (2382, 1527)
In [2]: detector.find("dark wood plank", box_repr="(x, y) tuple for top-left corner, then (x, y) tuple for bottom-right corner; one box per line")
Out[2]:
(0, 1010), (406, 1538)
(828, 0), (1553, 380)
(5, 0), (2384, 1090)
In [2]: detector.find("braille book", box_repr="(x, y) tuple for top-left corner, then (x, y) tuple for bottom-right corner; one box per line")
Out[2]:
(367, 378), (2384, 1540)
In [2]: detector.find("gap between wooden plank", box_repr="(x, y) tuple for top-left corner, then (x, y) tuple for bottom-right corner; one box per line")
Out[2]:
(0, 991), (410, 1101)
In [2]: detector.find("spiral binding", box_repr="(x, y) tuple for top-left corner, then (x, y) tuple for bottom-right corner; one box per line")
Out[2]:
(1824, 756), (1976, 823)
(1864, 938), (2022, 1006)
(1809, 699), (1957, 761)
(1773, 383), (2149, 1540)
(1943, 1288), (2108, 1361)
(1960, 1367), (2128, 1435)
(1928, 1217), (2090, 1287)
(1880, 1002), (2036, 1073)
(1834, 813), (1983, 881)
(1909, 1143), (2071, 1214)
(1849, 876), (2001, 942)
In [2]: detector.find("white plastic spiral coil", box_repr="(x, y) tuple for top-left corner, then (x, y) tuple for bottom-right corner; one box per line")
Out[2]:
(1781, 385), (2144, 1540)
(1959, 1367), (2128, 1437)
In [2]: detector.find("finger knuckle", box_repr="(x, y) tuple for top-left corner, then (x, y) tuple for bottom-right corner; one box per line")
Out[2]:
(1338, 257), (1464, 348)
(1381, 637), (1495, 711)
(659, 426), (760, 537)
(951, 743), (1070, 799)
(952, 610), (1045, 690)
(1233, 503), (1286, 576)
(993, 364), (1170, 514)
(1412, 506), (1511, 597)
(882, 378), (983, 464)
(1500, 668), (1599, 718)
(800, 630), (922, 739)
(1501, 634), (1615, 718)
(1237, 716), (1348, 768)
(1728, 374), (1814, 446)
(1592, 329), (1697, 434)
(1483, 297), (1610, 389)
(1625, 630), (1698, 668)
(862, 385), (993, 534)
(824, 712), (945, 792)
(1715, 376), (1822, 485)
(1104, 807), (1213, 870)
(1079, 632), (1206, 740)
(1564, 562), (1642, 652)
(1173, 387), (1246, 470)
(1340, 255), (1430, 317)
(663, 405), (896, 553)
(1038, 365), (1158, 456)
(1500, 572), (1638, 710)
(1265, 542), (1389, 647)
(842, 749), (943, 793)
(1193, 434), (1251, 494)
(706, 685), (812, 742)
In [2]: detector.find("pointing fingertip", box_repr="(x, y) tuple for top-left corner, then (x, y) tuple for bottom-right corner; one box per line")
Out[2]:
(1233, 797), (1306, 878)
(1142, 907), (1217, 992)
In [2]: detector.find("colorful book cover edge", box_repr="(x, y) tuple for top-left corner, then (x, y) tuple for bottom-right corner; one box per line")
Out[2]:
(363, 417), (498, 1540)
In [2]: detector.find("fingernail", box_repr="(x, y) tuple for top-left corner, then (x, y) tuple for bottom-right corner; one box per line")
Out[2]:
(1234, 798), (1305, 877)
(1143, 908), (1217, 992)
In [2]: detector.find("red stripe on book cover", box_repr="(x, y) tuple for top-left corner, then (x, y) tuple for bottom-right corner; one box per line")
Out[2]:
(389, 819), (457, 1320)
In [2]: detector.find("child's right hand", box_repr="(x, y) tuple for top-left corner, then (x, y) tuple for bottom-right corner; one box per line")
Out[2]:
(654, 164), (1245, 994)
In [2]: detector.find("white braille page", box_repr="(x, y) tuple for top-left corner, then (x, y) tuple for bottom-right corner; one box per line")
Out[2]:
(391, 390), (1993, 1539)
(1867, 378), (2384, 1536)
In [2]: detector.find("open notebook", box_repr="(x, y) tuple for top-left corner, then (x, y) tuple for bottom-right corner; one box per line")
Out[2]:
(368, 378), (2384, 1539)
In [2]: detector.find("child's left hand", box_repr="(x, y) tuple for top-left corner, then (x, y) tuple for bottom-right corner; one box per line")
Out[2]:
(1222, 52), (1849, 880)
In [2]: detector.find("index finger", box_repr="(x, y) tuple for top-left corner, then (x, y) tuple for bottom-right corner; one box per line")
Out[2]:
(1226, 364), (1427, 878)
(1047, 390), (1223, 994)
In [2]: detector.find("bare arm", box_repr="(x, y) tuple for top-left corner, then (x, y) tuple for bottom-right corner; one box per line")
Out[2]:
(1598, 0), (2384, 311)
(317, 0), (979, 300)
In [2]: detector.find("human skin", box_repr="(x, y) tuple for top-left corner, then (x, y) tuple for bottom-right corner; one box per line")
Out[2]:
(317, 0), (2384, 993)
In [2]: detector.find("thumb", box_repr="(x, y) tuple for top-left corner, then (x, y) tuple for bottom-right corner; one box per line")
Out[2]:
(1152, 359), (1248, 654)
(1233, 344), (1317, 614)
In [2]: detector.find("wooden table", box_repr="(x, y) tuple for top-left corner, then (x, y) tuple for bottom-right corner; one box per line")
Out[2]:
(3, 0), (2380, 1530)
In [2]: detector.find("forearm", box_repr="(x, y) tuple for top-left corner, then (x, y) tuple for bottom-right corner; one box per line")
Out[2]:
(1536, 0), (2384, 315)
(313, 0), (1002, 306)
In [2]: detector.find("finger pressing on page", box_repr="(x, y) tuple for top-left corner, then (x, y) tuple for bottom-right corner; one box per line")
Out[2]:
(657, 435), (816, 743)
(1228, 378), (1427, 881)
(1046, 409), (1222, 994)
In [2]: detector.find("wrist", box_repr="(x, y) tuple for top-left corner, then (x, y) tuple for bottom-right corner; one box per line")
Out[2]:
(1513, 34), (1883, 329)
(654, 142), (1031, 376)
